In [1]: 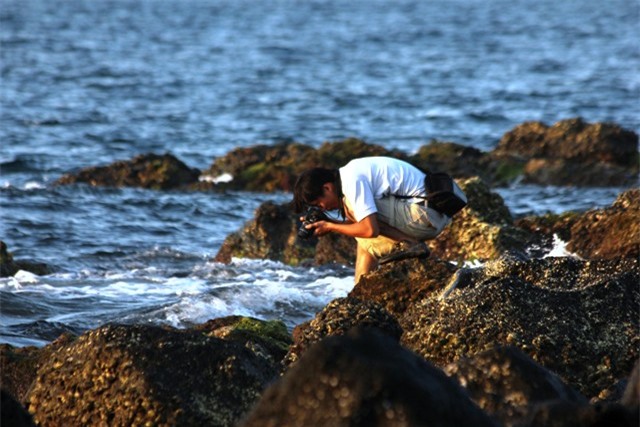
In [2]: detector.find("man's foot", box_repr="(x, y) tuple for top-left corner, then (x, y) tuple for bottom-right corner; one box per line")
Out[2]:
(378, 241), (430, 265)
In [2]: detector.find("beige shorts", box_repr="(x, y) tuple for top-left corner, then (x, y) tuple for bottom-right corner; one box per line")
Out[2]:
(346, 196), (451, 258)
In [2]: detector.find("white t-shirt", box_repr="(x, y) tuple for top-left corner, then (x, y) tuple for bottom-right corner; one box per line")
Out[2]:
(339, 157), (426, 222)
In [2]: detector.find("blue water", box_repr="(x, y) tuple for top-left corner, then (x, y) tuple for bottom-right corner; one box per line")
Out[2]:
(1, 0), (638, 347)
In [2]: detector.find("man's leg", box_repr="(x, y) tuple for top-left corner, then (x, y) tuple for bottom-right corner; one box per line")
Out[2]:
(355, 242), (378, 284)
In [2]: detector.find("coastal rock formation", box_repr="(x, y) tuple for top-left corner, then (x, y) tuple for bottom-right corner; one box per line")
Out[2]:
(26, 324), (279, 427)
(1, 390), (35, 427)
(444, 346), (588, 426)
(428, 177), (532, 261)
(515, 188), (639, 260)
(214, 201), (355, 266)
(194, 315), (292, 363)
(350, 258), (458, 318)
(283, 297), (402, 367)
(0, 333), (75, 405)
(0, 241), (51, 278)
(400, 257), (640, 399)
(55, 153), (200, 189)
(491, 118), (639, 186)
(240, 328), (498, 427)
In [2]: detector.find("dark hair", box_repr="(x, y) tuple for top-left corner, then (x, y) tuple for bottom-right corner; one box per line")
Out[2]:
(293, 167), (341, 213)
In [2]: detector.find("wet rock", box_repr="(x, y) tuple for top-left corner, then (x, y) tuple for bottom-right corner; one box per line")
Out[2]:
(516, 188), (639, 260)
(214, 201), (354, 266)
(444, 346), (587, 426)
(410, 140), (493, 182)
(0, 333), (75, 405)
(201, 138), (405, 192)
(566, 188), (640, 259)
(240, 328), (498, 427)
(283, 297), (402, 367)
(1, 389), (36, 427)
(491, 118), (639, 186)
(26, 324), (279, 427)
(429, 177), (532, 261)
(400, 257), (639, 399)
(56, 153), (200, 189)
(622, 360), (640, 408)
(0, 241), (52, 278)
(350, 258), (458, 318)
(194, 315), (293, 363)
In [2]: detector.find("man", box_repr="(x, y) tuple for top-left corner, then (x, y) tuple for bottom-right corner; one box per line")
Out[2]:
(293, 156), (453, 283)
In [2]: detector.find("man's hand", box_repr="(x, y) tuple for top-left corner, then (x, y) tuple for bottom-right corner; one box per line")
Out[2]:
(305, 220), (333, 237)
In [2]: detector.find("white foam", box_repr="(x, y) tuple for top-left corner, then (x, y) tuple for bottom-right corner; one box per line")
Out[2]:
(13, 270), (39, 284)
(199, 173), (233, 184)
(24, 181), (45, 190)
(544, 234), (582, 259)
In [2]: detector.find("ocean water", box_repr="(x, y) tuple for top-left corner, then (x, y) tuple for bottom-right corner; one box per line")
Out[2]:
(1, 0), (638, 347)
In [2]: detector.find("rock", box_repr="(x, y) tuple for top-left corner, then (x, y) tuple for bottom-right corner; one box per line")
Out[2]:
(201, 138), (405, 192)
(444, 346), (587, 426)
(410, 140), (492, 181)
(565, 188), (640, 259)
(428, 177), (532, 261)
(350, 258), (458, 318)
(283, 297), (402, 367)
(56, 153), (200, 189)
(491, 118), (639, 186)
(521, 400), (638, 427)
(516, 188), (640, 260)
(622, 360), (640, 408)
(0, 241), (51, 278)
(26, 324), (279, 427)
(1, 389), (36, 427)
(194, 316), (293, 363)
(239, 328), (498, 427)
(400, 257), (639, 399)
(0, 333), (75, 405)
(214, 201), (354, 266)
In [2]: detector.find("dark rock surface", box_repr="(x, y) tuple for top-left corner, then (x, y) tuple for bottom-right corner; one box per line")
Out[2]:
(0, 241), (52, 278)
(283, 297), (402, 367)
(55, 153), (200, 189)
(400, 257), (639, 399)
(26, 324), (279, 427)
(240, 328), (498, 427)
(491, 118), (639, 186)
(444, 346), (587, 426)
(1, 389), (36, 427)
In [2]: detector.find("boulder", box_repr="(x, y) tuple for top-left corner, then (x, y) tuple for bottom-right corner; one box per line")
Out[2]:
(201, 138), (405, 192)
(444, 346), (587, 426)
(409, 140), (493, 182)
(350, 258), (458, 319)
(521, 400), (638, 427)
(428, 177), (532, 261)
(1, 389), (36, 427)
(55, 153), (200, 189)
(565, 188), (640, 259)
(0, 241), (51, 278)
(491, 118), (639, 186)
(194, 315), (292, 363)
(283, 297), (402, 368)
(0, 333), (75, 405)
(400, 257), (639, 398)
(213, 201), (354, 266)
(239, 328), (498, 427)
(26, 324), (279, 427)
(516, 188), (640, 260)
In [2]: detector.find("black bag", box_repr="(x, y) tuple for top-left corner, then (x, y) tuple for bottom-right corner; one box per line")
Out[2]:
(424, 172), (467, 217)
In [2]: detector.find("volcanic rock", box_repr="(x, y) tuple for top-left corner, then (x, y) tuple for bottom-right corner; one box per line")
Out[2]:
(283, 297), (402, 367)
(444, 346), (587, 426)
(56, 153), (200, 189)
(0, 241), (51, 278)
(400, 257), (639, 399)
(240, 328), (498, 427)
(26, 324), (279, 427)
(1, 389), (36, 427)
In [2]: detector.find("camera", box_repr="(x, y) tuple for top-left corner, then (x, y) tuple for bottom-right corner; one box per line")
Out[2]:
(297, 207), (328, 239)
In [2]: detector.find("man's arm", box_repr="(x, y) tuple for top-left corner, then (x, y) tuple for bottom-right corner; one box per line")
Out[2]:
(306, 214), (379, 238)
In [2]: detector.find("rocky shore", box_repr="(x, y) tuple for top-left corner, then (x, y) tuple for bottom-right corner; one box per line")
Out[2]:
(2, 118), (639, 426)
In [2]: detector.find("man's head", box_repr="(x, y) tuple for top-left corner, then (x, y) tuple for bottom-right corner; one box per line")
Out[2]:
(293, 168), (341, 213)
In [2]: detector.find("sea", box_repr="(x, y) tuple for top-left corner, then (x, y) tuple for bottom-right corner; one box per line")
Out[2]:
(1, 0), (638, 347)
